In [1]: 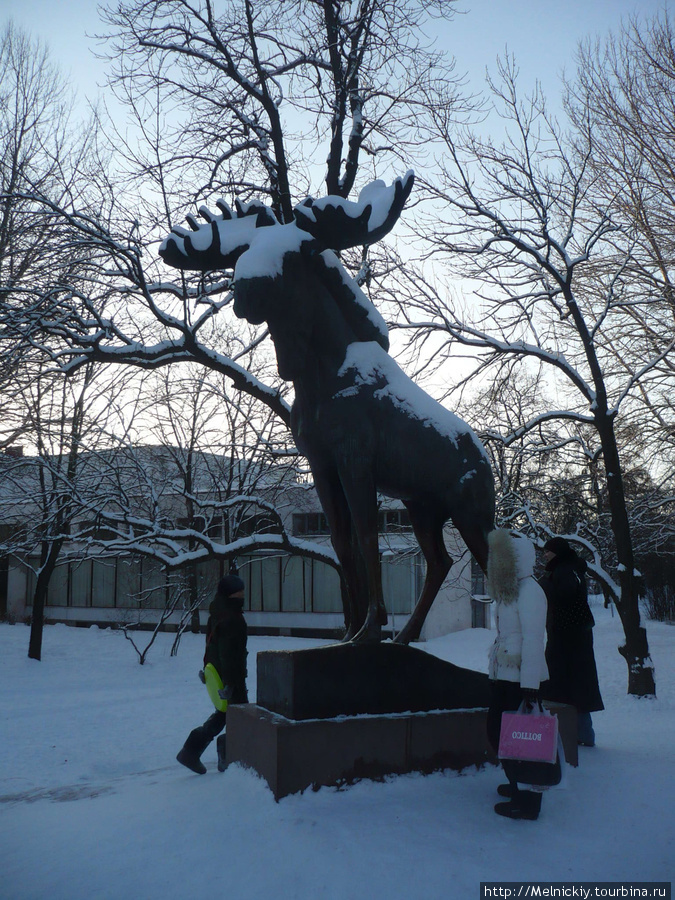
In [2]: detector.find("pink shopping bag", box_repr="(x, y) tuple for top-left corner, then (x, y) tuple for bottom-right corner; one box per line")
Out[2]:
(498, 706), (559, 764)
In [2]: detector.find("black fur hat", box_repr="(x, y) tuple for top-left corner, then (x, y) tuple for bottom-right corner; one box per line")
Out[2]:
(544, 537), (575, 559)
(217, 574), (245, 597)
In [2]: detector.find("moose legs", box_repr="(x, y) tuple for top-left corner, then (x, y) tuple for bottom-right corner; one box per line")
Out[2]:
(337, 461), (388, 642)
(394, 513), (491, 644)
(310, 456), (387, 642)
(393, 504), (453, 645)
(309, 465), (372, 640)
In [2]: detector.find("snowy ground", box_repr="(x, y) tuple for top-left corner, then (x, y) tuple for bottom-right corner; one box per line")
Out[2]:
(1, 599), (673, 899)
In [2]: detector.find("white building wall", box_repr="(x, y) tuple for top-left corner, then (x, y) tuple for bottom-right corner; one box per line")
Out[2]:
(418, 557), (474, 640)
(7, 558), (28, 622)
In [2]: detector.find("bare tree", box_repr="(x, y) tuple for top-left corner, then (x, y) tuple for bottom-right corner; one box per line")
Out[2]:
(130, 357), (296, 635)
(0, 23), (117, 658)
(0, 363), (136, 659)
(0, 23), (97, 450)
(5, 0), (468, 404)
(101, 0), (464, 214)
(400, 59), (661, 695)
(568, 11), (675, 497)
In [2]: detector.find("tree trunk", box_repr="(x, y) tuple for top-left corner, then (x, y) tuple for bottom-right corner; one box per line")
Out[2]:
(28, 540), (63, 661)
(189, 562), (200, 634)
(563, 282), (656, 699)
(596, 415), (656, 697)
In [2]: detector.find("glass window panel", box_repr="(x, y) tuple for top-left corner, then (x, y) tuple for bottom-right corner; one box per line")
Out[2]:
(92, 559), (116, 608)
(280, 555), (304, 612)
(471, 556), (486, 595)
(311, 560), (342, 612)
(25, 559), (38, 606)
(237, 558), (252, 611)
(303, 559), (312, 612)
(196, 560), (221, 609)
(244, 558), (262, 611)
(261, 556), (280, 612)
(382, 555), (414, 615)
(142, 558), (168, 608)
(70, 559), (92, 608)
(117, 557), (141, 608)
(166, 569), (188, 611)
(47, 562), (69, 607)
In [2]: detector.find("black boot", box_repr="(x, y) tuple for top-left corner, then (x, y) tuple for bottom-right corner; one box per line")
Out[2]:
(497, 783), (513, 798)
(217, 734), (228, 772)
(494, 789), (542, 820)
(176, 727), (210, 775)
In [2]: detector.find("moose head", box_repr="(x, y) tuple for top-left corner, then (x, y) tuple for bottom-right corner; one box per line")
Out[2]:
(159, 173), (414, 379)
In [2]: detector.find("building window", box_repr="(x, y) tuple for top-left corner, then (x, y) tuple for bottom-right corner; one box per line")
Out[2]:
(470, 556), (489, 628)
(293, 509), (413, 536)
(177, 516), (207, 532)
(471, 556), (486, 595)
(292, 512), (330, 536)
(378, 509), (412, 533)
(236, 513), (280, 538)
(77, 519), (122, 541)
(206, 516), (225, 539)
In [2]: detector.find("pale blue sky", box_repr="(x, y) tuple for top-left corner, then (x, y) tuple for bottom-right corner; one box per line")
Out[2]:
(2, 0), (670, 113)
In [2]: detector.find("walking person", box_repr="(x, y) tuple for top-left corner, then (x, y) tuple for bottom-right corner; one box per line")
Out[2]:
(176, 574), (248, 774)
(486, 529), (550, 820)
(539, 537), (604, 746)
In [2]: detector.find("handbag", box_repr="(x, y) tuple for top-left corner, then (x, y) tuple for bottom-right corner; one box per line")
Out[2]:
(498, 701), (562, 787)
(498, 702), (558, 763)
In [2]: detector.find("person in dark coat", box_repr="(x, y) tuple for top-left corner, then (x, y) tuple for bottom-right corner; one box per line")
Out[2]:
(176, 574), (248, 774)
(539, 537), (604, 746)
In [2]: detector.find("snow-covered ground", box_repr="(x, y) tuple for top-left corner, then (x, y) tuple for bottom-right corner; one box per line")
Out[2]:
(1, 599), (673, 899)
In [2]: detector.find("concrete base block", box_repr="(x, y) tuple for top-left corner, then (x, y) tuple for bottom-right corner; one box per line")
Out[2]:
(226, 704), (492, 800)
(225, 701), (577, 801)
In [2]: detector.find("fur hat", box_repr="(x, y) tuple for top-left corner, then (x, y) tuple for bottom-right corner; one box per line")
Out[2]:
(544, 537), (576, 559)
(487, 529), (536, 604)
(217, 574), (245, 597)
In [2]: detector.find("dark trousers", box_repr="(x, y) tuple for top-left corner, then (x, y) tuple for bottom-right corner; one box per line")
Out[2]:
(183, 710), (227, 758)
(487, 680), (543, 815)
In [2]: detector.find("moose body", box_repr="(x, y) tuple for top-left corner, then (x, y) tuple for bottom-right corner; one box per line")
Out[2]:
(160, 172), (495, 641)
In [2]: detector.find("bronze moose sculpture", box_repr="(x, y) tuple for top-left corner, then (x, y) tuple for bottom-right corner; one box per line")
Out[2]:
(160, 171), (495, 642)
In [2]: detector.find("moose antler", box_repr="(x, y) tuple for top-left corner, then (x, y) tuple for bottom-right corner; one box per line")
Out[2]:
(293, 170), (414, 250)
(159, 198), (279, 271)
(159, 172), (414, 271)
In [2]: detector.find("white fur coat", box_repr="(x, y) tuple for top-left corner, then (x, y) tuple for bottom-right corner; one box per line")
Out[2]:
(487, 529), (548, 689)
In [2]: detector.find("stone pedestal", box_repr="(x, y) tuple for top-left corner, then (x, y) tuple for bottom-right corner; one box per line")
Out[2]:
(256, 641), (492, 718)
(225, 704), (493, 800)
(225, 701), (576, 801)
(225, 643), (577, 800)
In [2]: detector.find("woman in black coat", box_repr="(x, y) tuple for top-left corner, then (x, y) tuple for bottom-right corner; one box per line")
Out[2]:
(176, 575), (248, 774)
(539, 537), (603, 746)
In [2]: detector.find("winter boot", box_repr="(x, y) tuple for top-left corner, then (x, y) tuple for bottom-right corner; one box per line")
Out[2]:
(497, 784), (514, 798)
(217, 734), (228, 772)
(577, 712), (596, 746)
(177, 747), (206, 775)
(494, 789), (542, 820)
(176, 727), (210, 775)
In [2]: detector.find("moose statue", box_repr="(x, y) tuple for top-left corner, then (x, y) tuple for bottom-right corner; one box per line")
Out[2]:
(160, 171), (494, 642)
